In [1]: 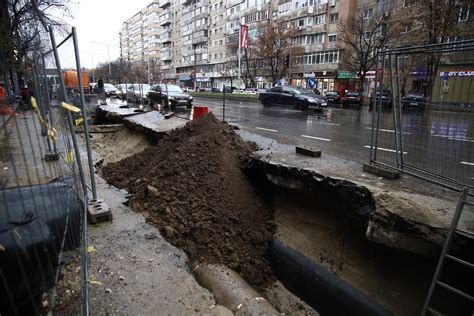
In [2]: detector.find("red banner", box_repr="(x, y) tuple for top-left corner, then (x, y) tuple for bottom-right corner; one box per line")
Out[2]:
(240, 24), (249, 49)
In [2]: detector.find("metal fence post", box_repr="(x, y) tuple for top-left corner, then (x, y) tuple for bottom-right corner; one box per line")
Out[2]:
(369, 55), (380, 163)
(72, 27), (97, 199)
(373, 54), (386, 163)
(388, 53), (400, 168)
(40, 54), (59, 156)
(48, 26), (90, 316)
(395, 54), (404, 168)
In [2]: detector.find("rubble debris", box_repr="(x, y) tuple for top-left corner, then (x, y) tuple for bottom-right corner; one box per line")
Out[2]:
(103, 113), (276, 290)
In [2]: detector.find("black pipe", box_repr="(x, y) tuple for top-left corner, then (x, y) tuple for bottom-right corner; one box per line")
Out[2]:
(269, 239), (391, 316)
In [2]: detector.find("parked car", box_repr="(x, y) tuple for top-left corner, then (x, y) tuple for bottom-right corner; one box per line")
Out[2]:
(92, 83), (117, 97)
(341, 91), (363, 106)
(211, 87), (221, 93)
(223, 86), (237, 93)
(369, 90), (393, 108)
(325, 91), (341, 103)
(116, 83), (132, 100)
(258, 85), (328, 111)
(245, 88), (258, 94)
(402, 91), (426, 110)
(199, 86), (211, 92)
(126, 84), (151, 103)
(148, 84), (193, 109)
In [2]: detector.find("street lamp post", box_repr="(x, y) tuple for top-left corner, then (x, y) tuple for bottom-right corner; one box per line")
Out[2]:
(81, 51), (102, 83)
(91, 41), (117, 82)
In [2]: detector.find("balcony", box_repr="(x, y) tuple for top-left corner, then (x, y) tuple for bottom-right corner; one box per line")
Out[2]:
(192, 35), (208, 45)
(161, 64), (172, 70)
(161, 51), (173, 61)
(180, 0), (193, 5)
(159, 0), (171, 8)
(160, 15), (171, 26)
(160, 31), (172, 43)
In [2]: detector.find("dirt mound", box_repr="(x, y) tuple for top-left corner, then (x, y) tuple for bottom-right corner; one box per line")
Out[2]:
(103, 113), (276, 289)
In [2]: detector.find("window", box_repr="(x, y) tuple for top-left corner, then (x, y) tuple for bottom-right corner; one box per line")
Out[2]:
(328, 34), (336, 42)
(330, 13), (338, 23)
(459, 5), (470, 22)
(314, 14), (325, 24)
(364, 8), (373, 19)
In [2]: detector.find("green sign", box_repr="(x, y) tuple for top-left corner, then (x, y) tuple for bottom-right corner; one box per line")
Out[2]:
(337, 71), (357, 79)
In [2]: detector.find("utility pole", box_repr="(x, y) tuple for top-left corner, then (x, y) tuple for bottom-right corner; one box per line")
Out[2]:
(194, 47), (197, 91)
(238, 21), (241, 86)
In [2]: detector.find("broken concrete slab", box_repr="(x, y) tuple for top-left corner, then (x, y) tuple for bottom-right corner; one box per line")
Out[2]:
(123, 110), (187, 134)
(363, 163), (400, 179)
(237, 129), (473, 257)
(296, 145), (322, 157)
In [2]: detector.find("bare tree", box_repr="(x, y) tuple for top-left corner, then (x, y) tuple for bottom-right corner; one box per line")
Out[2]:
(392, 0), (471, 98)
(256, 23), (299, 85)
(338, 5), (397, 95)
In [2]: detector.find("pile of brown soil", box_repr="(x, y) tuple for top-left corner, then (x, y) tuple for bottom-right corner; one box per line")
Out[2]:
(103, 113), (276, 289)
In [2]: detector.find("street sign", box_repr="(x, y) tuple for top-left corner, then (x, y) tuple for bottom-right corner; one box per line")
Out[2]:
(308, 77), (316, 88)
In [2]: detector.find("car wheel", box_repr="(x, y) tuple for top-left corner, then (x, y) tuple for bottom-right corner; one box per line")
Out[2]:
(262, 100), (271, 107)
(186, 103), (192, 109)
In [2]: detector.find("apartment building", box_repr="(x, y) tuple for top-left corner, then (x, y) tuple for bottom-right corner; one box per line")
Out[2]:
(119, 1), (162, 79)
(274, 0), (356, 94)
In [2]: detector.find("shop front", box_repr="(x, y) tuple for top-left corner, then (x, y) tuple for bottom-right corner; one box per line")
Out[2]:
(290, 71), (335, 94)
(335, 71), (359, 96)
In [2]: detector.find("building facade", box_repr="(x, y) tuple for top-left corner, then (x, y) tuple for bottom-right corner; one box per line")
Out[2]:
(119, 1), (162, 82)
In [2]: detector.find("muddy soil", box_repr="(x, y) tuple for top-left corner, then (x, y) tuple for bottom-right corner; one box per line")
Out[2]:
(103, 114), (276, 290)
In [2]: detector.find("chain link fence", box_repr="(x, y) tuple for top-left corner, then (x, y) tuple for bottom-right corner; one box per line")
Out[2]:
(368, 40), (474, 191)
(1, 26), (95, 315)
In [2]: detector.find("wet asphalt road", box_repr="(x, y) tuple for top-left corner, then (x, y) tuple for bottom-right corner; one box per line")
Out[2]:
(189, 96), (474, 187)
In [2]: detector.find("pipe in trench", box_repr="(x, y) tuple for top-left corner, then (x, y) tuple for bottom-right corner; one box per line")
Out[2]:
(269, 239), (391, 316)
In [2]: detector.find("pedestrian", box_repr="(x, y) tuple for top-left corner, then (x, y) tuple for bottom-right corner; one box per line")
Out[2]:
(97, 78), (106, 105)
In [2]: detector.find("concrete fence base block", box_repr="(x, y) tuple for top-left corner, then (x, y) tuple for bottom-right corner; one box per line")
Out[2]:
(363, 163), (400, 179)
(88, 198), (113, 224)
(45, 151), (59, 161)
(295, 145), (322, 157)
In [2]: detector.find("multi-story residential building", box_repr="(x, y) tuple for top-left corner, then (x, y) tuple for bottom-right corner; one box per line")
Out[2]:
(119, 1), (162, 81)
(275, 0), (356, 94)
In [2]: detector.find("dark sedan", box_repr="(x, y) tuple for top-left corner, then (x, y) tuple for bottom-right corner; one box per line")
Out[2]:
(325, 91), (340, 103)
(402, 91), (426, 110)
(258, 86), (327, 111)
(369, 91), (393, 108)
(341, 91), (362, 106)
(148, 84), (193, 109)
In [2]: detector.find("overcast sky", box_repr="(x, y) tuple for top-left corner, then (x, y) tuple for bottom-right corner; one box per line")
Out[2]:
(61, 0), (152, 68)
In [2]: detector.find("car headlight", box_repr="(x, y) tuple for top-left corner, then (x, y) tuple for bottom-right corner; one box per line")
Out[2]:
(189, 96), (193, 100)
(307, 98), (317, 103)
(168, 96), (175, 100)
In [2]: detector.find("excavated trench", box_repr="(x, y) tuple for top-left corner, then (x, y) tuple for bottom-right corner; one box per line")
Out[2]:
(93, 113), (472, 315)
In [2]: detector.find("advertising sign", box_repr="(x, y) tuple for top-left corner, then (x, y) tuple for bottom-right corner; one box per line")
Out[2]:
(240, 24), (249, 49)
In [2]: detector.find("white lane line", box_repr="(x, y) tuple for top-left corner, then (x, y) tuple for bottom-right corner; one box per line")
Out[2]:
(364, 145), (407, 154)
(301, 135), (331, 142)
(256, 127), (278, 132)
(460, 161), (474, 166)
(365, 127), (411, 135)
(431, 134), (474, 143)
(316, 121), (341, 126)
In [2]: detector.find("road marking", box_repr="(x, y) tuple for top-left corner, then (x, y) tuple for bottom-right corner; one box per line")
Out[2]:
(460, 161), (474, 166)
(315, 121), (341, 126)
(301, 135), (331, 142)
(256, 127), (278, 132)
(365, 127), (411, 135)
(431, 134), (474, 143)
(364, 145), (407, 154)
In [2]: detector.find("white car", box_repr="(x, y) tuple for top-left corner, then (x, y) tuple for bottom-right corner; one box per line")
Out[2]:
(116, 83), (132, 100)
(126, 84), (151, 103)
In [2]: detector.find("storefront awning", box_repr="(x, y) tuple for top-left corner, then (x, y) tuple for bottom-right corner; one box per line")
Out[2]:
(179, 75), (191, 81)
